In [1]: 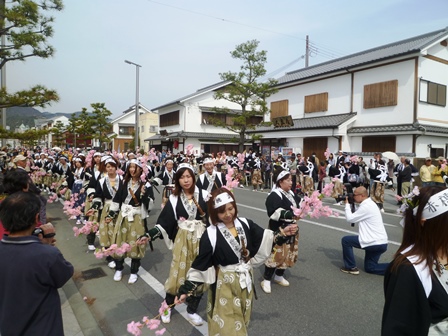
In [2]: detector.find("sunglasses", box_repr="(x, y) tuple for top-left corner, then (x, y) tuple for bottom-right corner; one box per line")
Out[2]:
(43, 233), (56, 238)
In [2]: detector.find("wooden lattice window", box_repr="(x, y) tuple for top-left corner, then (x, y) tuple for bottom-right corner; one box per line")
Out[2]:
(270, 100), (289, 120)
(304, 93), (328, 113)
(160, 110), (179, 127)
(362, 136), (396, 153)
(364, 80), (398, 109)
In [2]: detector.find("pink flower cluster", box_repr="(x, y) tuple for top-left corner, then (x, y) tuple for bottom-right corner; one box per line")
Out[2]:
(94, 243), (131, 259)
(72, 221), (99, 237)
(85, 150), (96, 168)
(185, 143), (194, 156)
(321, 183), (334, 197)
(126, 301), (169, 335)
(224, 166), (240, 190)
(63, 195), (83, 219)
(323, 147), (330, 160)
(47, 193), (59, 204)
(291, 190), (339, 219)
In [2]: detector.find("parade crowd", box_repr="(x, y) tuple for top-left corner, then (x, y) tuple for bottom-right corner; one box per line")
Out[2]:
(0, 145), (447, 336)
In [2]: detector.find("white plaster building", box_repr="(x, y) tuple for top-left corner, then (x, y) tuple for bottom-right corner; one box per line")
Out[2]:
(145, 81), (255, 155)
(35, 115), (69, 148)
(110, 104), (156, 152)
(248, 27), (448, 160)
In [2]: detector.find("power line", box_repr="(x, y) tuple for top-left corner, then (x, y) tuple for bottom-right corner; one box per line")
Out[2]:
(145, 1), (348, 63)
(145, 0), (309, 42)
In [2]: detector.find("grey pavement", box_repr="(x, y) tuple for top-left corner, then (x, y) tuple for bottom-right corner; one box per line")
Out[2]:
(48, 201), (173, 336)
(53, 184), (402, 336)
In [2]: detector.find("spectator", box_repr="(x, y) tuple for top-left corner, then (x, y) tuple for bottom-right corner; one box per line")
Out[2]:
(0, 192), (74, 335)
(340, 186), (389, 275)
(399, 159), (412, 196)
(394, 156), (406, 197)
(431, 156), (447, 187)
(419, 157), (435, 187)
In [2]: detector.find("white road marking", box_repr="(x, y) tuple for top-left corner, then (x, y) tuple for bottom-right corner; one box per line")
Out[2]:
(236, 203), (401, 246)
(124, 259), (209, 335)
(122, 200), (401, 332)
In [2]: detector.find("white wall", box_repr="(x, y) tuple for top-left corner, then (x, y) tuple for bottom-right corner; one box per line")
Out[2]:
(417, 55), (448, 124)
(352, 59), (415, 126)
(267, 74), (352, 119)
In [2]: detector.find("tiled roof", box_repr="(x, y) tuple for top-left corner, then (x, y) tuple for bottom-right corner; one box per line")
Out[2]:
(151, 81), (231, 111)
(348, 123), (448, 135)
(248, 112), (356, 133)
(277, 28), (448, 85)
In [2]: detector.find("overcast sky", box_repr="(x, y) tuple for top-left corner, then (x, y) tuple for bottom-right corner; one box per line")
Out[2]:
(6, 0), (448, 119)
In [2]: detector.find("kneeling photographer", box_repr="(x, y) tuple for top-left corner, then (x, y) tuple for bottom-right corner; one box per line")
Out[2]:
(340, 186), (389, 275)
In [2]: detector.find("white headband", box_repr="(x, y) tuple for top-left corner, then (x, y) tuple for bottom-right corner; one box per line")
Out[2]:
(420, 189), (448, 220)
(101, 155), (111, 162)
(166, 159), (174, 164)
(105, 158), (116, 166)
(129, 159), (142, 168)
(276, 170), (290, 182)
(93, 152), (102, 157)
(203, 158), (214, 164)
(214, 192), (234, 209)
(177, 163), (194, 173)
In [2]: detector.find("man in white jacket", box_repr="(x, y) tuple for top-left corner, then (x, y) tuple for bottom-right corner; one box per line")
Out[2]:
(340, 186), (389, 275)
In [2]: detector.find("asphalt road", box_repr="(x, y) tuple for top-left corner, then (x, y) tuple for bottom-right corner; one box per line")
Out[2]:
(51, 187), (403, 336)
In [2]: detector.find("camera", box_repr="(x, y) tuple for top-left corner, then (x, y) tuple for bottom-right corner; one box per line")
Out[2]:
(336, 192), (354, 205)
(32, 227), (44, 237)
(336, 183), (356, 226)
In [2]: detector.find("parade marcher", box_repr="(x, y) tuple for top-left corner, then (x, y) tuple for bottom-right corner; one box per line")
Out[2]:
(0, 192), (74, 336)
(382, 186), (448, 335)
(106, 159), (154, 284)
(87, 157), (123, 267)
(261, 169), (301, 294)
(297, 158), (315, 195)
(261, 155), (272, 190)
(176, 187), (298, 336)
(287, 153), (298, 192)
(369, 159), (389, 213)
(196, 156), (226, 193)
(160, 158), (176, 207)
(138, 163), (209, 326)
(69, 157), (88, 225)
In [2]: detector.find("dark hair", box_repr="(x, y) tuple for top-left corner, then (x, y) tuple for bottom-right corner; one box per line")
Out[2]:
(207, 188), (238, 225)
(391, 186), (448, 275)
(0, 192), (41, 233)
(3, 169), (30, 194)
(173, 167), (195, 196)
(124, 162), (143, 185)
(273, 169), (291, 188)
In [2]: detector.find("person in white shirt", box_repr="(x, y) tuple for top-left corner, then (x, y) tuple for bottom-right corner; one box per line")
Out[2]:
(340, 186), (389, 275)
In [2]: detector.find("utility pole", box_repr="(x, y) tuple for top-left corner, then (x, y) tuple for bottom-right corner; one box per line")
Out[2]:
(305, 35), (309, 68)
(125, 60), (141, 152)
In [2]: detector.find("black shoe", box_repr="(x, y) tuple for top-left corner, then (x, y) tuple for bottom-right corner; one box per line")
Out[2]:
(340, 267), (359, 275)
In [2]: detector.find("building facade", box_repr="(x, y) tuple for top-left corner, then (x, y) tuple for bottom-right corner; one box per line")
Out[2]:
(248, 27), (448, 161)
(145, 81), (255, 155)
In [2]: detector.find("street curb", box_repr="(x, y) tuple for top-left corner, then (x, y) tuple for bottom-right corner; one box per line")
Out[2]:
(62, 277), (104, 336)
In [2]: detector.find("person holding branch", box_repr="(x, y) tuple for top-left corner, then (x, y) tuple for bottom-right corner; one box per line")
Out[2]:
(175, 187), (297, 336)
